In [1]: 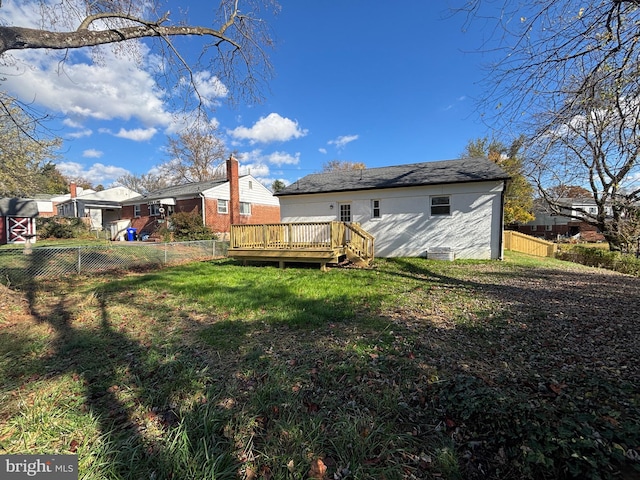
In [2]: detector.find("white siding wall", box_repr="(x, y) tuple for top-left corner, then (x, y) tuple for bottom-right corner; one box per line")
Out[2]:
(203, 176), (280, 206)
(279, 181), (505, 259)
(238, 177), (280, 206)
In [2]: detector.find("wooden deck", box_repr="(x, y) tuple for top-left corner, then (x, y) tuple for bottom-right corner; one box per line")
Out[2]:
(228, 222), (374, 270)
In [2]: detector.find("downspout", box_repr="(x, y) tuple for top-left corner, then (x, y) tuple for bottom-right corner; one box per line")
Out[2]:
(200, 193), (206, 226)
(498, 180), (507, 260)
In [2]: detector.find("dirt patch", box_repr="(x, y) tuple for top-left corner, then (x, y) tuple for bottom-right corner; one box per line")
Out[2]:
(0, 284), (34, 325)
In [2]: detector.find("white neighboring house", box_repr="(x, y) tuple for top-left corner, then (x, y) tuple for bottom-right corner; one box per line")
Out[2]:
(55, 183), (140, 230)
(276, 158), (510, 259)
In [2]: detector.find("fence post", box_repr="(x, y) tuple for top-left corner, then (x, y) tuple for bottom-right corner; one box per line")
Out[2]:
(77, 246), (82, 273)
(164, 242), (168, 265)
(504, 231), (512, 250)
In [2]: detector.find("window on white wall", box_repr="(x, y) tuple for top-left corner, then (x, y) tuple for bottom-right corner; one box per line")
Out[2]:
(372, 200), (381, 219)
(340, 203), (351, 222)
(218, 199), (228, 214)
(240, 202), (251, 215)
(430, 196), (450, 215)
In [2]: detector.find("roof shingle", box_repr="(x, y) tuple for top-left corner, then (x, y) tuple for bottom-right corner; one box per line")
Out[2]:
(275, 158), (510, 196)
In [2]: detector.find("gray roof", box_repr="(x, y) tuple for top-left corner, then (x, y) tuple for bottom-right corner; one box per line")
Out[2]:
(123, 178), (228, 204)
(0, 198), (39, 217)
(276, 157), (510, 196)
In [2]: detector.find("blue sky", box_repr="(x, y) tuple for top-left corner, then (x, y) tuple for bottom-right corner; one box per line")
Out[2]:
(1, 1), (501, 189)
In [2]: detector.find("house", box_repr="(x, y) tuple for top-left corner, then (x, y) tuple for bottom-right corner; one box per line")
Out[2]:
(55, 184), (140, 231)
(275, 158), (510, 259)
(0, 198), (39, 244)
(518, 197), (609, 242)
(118, 157), (280, 240)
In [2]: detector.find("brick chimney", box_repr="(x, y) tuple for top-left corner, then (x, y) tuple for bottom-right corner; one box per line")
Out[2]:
(227, 155), (240, 226)
(70, 182), (77, 199)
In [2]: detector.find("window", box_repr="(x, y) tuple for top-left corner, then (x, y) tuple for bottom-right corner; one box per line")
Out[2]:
(218, 199), (228, 214)
(133, 204), (140, 217)
(240, 202), (251, 215)
(340, 203), (351, 222)
(372, 200), (381, 219)
(149, 204), (161, 216)
(430, 196), (450, 215)
(545, 225), (553, 231)
(248, 181), (253, 190)
(531, 225), (538, 231)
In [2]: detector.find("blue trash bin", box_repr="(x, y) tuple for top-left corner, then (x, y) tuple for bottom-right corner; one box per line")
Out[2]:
(126, 227), (137, 241)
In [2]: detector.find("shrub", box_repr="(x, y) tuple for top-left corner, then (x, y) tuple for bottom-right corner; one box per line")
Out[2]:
(37, 217), (91, 239)
(556, 245), (640, 276)
(168, 211), (217, 241)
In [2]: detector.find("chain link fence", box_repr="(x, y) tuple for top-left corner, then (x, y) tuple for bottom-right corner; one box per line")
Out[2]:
(0, 240), (229, 285)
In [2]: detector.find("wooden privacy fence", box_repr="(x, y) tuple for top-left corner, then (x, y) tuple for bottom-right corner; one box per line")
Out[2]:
(504, 230), (558, 257)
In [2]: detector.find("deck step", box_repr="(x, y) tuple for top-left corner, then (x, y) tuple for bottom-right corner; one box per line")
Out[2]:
(346, 246), (372, 267)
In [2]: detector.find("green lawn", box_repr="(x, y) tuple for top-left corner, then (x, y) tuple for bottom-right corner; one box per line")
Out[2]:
(1, 253), (638, 479)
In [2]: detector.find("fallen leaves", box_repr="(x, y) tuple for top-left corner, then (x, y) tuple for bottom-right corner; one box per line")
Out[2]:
(307, 458), (327, 479)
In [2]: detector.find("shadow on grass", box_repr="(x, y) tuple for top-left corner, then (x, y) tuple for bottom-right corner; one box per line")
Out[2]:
(1, 256), (639, 479)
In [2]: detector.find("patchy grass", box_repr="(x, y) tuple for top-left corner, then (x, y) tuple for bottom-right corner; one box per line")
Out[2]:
(1, 254), (639, 479)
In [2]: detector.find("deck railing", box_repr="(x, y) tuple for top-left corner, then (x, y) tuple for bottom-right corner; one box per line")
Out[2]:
(231, 222), (343, 250)
(231, 222), (373, 257)
(345, 223), (375, 261)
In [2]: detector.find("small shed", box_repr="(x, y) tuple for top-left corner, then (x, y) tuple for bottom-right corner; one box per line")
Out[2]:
(0, 198), (39, 244)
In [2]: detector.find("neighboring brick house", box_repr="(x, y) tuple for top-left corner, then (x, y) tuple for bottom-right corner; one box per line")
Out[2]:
(517, 197), (609, 242)
(117, 157), (280, 240)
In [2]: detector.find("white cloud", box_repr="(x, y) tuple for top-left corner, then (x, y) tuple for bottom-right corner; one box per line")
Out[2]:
(265, 151), (301, 166)
(318, 148), (327, 154)
(1, 1), (42, 28)
(113, 127), (158, 141)
(328, 134), (359, 150)
(83, 149), (104, 158)
(191, 71), (229, 106)
(233, 149), (303, 188)
(240, 149), (300, 167)
(241, 163), (271, 178)
(57, 161), (130, 185)
(68, 129), (93, 139)
(443, 96), (467, 111)
(229, 113), (308, 144)
(63, 118), (83, 129)
(3, 43), (174, 128)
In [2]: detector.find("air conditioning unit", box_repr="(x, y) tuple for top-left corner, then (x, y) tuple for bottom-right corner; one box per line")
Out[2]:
(427, 247), (455, 261)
